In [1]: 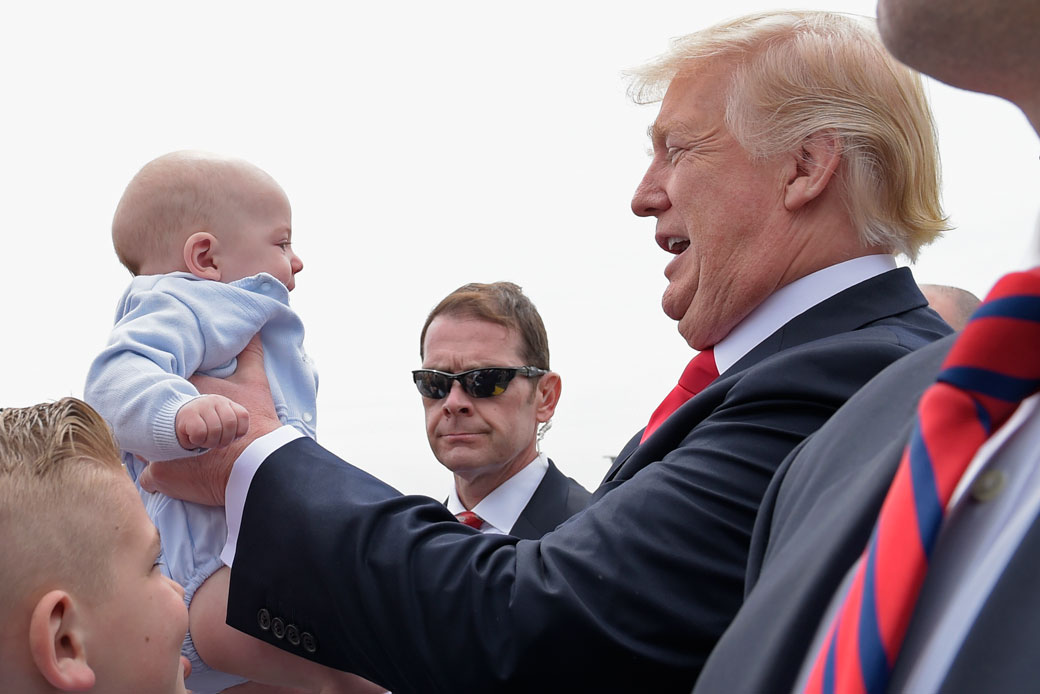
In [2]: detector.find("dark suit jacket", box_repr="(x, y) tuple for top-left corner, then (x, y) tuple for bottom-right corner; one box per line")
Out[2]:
(508, 459), (591, 540)
(226, 268), (951, 693)
(694, 333), (1040, 694)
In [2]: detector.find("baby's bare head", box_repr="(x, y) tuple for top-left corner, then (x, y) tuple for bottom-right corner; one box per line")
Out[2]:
(112, 151), (283, 276)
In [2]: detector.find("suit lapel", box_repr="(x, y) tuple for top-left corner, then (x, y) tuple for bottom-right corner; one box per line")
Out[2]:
(730, 267), (924, 372)
(510, 460), (566, 540)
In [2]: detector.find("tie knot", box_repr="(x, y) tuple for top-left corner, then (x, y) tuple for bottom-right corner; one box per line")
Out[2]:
(640, 348), (720, 444)
(678, 348), (719, 394)
(456, 511), (484, 530)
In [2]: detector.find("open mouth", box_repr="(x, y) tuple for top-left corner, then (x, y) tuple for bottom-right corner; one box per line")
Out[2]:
(664, 237), (690, 254)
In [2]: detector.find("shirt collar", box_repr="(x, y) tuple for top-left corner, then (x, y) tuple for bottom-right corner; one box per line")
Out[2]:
(445, 453), (550, 534)
(713, 254), (897, 374)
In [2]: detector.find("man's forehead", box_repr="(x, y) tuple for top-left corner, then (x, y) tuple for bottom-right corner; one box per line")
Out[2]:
(423, 317), (525, 367)
(648, 67), (730, 139)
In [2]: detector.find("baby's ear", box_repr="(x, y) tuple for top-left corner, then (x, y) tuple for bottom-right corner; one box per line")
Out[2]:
(183, 232), (222, 281)
(28, 590), (96, 691)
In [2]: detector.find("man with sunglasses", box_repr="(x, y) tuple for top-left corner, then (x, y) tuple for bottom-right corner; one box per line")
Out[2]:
(140, 11), (953, 693)
(414, 282), (590, 538)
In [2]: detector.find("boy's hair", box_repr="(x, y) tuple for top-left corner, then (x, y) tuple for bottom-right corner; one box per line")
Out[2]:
(419, 281), (551, 369)
(111, 150), (276, 275)
(0, 398), (125, 619)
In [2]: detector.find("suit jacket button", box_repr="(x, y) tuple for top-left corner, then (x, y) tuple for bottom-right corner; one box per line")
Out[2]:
(286, 624), (301, 646)
(257, 609), (272, 631)
(302, 631), (318, 653)
(272, 617), (286, 639)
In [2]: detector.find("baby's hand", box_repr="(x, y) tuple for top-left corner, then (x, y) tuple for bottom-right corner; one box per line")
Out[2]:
(175, 395), (250, 450)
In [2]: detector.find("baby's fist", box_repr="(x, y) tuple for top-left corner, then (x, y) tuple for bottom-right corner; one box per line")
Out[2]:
(175, 395), (250, 450)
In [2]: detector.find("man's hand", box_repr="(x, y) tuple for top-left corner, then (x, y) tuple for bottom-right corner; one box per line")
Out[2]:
(176, 394), (250, 450)
(140, 335), (280, 506)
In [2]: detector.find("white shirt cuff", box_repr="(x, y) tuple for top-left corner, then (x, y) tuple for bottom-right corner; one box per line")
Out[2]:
(221, 425), (305, 567)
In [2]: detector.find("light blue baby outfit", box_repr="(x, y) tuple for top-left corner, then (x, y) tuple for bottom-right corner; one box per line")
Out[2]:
(85, 271), (317, 693)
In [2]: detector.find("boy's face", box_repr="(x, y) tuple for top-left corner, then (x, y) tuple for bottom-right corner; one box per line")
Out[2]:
(216, 171), (304, 290)
(86, 475), (189, 693)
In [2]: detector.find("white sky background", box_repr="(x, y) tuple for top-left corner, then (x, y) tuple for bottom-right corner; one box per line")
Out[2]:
(4, 1), (1038, 496)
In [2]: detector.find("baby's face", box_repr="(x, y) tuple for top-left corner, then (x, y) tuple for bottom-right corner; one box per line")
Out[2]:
(216, 172), (303, 290)
(85, 476), (190, 693)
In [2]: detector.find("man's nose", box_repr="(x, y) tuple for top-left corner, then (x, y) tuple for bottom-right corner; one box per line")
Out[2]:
(441, 380), (472, 414)
(631, 165), (670, 217)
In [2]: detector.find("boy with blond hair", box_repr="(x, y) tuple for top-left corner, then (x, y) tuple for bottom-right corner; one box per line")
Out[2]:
(85, 152), (379, 693)
(0, 398), (191, 693)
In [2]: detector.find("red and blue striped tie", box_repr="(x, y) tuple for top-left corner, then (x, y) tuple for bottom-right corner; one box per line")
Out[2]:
(803, 268), (1040, 694)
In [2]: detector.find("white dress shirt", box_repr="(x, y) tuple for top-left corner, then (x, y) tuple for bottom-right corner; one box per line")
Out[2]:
(444, 453), (550, 534)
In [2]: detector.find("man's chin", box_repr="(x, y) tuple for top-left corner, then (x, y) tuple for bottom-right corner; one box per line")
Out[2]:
(677, 311), (719, 351)
(438, 452), (488, 475)
(661, 287), (691, 325)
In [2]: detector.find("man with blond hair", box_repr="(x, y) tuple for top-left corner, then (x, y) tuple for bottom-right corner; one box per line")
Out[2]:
(143, 11), (951, 692)
(0, 398), (190, 693)
(694, 0), (1040, 691)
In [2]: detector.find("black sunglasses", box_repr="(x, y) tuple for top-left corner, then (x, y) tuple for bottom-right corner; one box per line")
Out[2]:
(412, 366), (549, 399)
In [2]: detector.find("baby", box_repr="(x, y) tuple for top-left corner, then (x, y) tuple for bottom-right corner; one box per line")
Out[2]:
(0, 397), (190, 693)
(85, 152), (378, 693)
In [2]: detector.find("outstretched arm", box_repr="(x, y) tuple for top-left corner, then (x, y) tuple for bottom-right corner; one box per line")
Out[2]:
(219, 337), (926, 692)
(86, 288), (214, 463)
(87, 279), (276, 463)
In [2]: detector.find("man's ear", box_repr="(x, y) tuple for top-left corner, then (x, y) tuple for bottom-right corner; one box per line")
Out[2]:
(783, 130), (842, 212)
(28, 590), (96, 691)
(535, 372), (562, 423)
(183, 232), (222, 281)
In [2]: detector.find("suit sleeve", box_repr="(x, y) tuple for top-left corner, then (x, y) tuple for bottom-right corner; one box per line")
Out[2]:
(226, 335), (923, 694)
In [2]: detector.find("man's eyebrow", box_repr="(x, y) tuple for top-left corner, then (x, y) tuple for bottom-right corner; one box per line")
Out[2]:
(648, 120), (689, 144)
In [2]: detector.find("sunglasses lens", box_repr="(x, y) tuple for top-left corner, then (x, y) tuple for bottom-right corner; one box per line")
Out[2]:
(414, 371), (451, 399)
(414, 368), (530, 399)
(463, 368), (515, 398)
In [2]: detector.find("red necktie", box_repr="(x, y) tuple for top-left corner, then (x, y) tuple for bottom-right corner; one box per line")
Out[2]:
(640, 348), (718, 443)
(456, 511), (484, 530)
(803, 268), (1040, 694)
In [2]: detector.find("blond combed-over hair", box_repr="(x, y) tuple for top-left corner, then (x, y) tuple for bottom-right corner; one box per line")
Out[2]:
(628, 10), (948, 260)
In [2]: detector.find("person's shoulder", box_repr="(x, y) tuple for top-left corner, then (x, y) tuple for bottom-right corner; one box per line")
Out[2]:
(782, 301), (951, 363)
(545, 459), (593, 508)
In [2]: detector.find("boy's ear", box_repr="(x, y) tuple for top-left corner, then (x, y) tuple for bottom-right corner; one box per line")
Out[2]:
(535, 372), (562, 423)
(183, 232), (222, 281)
(28, 590), (96, 691)
(783, 129), (842, 212)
